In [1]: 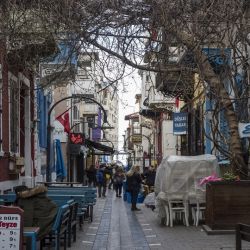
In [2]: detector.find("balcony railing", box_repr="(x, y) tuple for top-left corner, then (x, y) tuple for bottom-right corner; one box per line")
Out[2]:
(155, 64), (194, 97)
(148, 88), (175, 111)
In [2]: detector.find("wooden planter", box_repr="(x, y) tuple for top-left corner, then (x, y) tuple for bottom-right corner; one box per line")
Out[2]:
(205, 181), (250, 230)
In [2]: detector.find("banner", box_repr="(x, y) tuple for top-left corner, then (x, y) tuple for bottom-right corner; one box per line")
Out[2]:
(173, 112), (188, 135)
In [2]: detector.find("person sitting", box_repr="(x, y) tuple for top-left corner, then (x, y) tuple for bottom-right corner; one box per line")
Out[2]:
(14, 185), (58, 239)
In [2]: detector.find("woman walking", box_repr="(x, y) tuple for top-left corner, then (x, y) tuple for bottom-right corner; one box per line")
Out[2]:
(126, 165), (142, 211)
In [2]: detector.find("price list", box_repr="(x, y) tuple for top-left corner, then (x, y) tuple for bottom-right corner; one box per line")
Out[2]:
(0, 207), (23, 250)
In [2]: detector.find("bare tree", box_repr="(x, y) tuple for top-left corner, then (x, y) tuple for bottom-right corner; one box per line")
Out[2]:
(0, 0), (249, 177)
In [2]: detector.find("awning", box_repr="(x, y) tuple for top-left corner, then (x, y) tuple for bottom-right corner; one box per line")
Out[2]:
(54, 139), (67, 179)
(85, 139), (114, 154)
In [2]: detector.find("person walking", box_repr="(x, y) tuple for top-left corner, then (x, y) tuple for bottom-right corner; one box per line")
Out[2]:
(96, 164), (107, 198)
(113, 167), (125, 197)
(86, 165), (97, 187)
(126, 165), (142, 211)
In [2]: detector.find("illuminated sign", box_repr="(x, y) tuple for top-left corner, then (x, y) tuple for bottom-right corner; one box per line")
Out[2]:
(69, 133), (84, 144)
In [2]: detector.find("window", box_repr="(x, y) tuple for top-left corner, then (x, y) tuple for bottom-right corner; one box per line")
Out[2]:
(132, 121), (141, 135)
(77, 68), (89, 80)
(9, 77), (19, 153)
(73, 106), (79, 120)
(78, 61), (91, 68)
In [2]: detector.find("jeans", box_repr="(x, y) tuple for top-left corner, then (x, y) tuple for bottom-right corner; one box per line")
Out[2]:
(114, 183), (123, 196)
(97, 183), (106, 197)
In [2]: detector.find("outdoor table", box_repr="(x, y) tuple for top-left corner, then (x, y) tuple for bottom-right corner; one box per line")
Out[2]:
(24, 227), (40, 250)
(37, 182), (81, 187)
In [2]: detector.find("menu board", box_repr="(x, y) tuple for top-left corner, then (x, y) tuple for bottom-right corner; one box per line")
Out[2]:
(0, 207), (23, 250)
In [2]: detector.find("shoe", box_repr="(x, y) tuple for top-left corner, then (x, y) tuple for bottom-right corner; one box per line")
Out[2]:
(102, 195), (106, 198)
(118, 195), (122, 198)
(116, 194), (119, 197)
(134, 208), (141, 211)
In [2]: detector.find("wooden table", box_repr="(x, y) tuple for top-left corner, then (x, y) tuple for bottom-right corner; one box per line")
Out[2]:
(24, 227), (40, 250)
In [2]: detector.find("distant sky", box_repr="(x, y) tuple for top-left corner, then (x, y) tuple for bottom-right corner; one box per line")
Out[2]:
(118, 72), (141, 151)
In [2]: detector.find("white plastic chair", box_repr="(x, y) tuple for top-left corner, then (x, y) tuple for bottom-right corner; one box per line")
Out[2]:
(167, 193), (189, 227)
(191, 177), (206, 226)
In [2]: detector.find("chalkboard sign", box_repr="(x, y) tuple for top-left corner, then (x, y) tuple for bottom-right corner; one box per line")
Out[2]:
(0, 206), (23, 250)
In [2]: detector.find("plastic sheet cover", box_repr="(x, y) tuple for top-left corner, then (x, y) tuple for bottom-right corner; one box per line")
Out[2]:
(154, 154), (218, 220)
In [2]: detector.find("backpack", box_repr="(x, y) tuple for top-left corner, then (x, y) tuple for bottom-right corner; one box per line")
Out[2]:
(96, 170), (104, 184)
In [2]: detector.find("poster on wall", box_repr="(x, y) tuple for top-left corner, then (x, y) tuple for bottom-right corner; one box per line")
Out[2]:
(173, 112), (188, 135)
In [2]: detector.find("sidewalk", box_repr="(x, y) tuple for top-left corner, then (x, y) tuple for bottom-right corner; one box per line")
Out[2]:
(71, 190), (250, 250)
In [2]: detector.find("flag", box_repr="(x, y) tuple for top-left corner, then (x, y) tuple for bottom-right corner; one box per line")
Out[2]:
(175, 97), (180, 109)
(56, 109), (70, 133)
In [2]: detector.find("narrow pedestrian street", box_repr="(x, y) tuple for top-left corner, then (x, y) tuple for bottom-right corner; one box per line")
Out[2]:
(70, 189), (250, 250)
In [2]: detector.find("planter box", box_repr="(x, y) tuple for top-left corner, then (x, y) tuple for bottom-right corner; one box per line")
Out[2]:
(205, 181), (250, 230)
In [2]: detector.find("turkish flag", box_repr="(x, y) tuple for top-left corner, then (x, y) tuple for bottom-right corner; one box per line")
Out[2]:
(175, 97), (180, 109)
(56, 110), (70, 133)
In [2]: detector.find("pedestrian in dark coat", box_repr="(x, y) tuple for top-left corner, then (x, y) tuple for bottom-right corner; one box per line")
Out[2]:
(144, 166), (156, 188)
(113, 167), (125, 197)
(126, 165), (142, 211)
(86, 165), (97, 187)
(96, 164), (107, 198)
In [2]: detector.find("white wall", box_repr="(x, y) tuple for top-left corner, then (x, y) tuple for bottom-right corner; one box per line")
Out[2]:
(162, 120), (176, 157)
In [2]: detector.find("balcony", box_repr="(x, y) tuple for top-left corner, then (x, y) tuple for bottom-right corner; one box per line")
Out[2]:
(155, 64), (194, 97)
(148, 88), (175, 112)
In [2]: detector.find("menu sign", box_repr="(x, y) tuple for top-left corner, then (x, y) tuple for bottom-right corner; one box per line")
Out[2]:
(0, 206), (23, 250)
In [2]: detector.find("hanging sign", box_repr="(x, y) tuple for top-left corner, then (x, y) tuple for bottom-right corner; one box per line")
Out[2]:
(239, 123), (250, 138)
(69, 133), (84, 144)
(131, 135), (142, 143)
(0, 206), (23, 250)
(173, 112), (188, 135)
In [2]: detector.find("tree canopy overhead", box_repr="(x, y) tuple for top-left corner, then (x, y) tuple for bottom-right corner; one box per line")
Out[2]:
(0, 0), (249, 177)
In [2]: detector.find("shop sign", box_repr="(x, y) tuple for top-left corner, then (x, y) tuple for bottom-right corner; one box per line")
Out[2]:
(69, 133), (84, 144)
(239, 123), (250, 138)
(131, 134), (142, 143)
(0, 206), (23, 250)
(173, 112), (188, 135)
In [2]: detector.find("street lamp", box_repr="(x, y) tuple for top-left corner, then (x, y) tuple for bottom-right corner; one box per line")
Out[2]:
(124, 134), (152, 166)
(46, 94), (110, 182)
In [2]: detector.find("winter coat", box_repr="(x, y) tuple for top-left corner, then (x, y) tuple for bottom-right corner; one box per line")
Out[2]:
(126, 173), (142, 192)
(113, 172), (125, 185)
(16, 186), (58, 239)
(86, 167), (97, 182)
(145, 170), (156, 186)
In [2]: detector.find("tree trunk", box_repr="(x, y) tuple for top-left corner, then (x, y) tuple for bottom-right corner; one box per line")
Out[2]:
(194, 49), (247, 178)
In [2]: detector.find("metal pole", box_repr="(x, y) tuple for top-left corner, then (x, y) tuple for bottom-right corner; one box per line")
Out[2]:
(46, 95), (109, 183)
(46, 113), (52, 182)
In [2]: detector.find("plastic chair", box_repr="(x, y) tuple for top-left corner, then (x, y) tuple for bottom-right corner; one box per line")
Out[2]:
(167, 193), (189, 227)
(191, 177), (206, 226)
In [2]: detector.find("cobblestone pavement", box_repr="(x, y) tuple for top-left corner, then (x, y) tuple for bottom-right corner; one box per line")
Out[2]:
(71, 189), (250, 250)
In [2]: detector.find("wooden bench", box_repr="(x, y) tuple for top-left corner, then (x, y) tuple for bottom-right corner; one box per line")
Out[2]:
(236, 223), (250, 250)
(40, 204), (70, 250)
(47, 187), (97, 222)
(23, 227), (40, 250)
